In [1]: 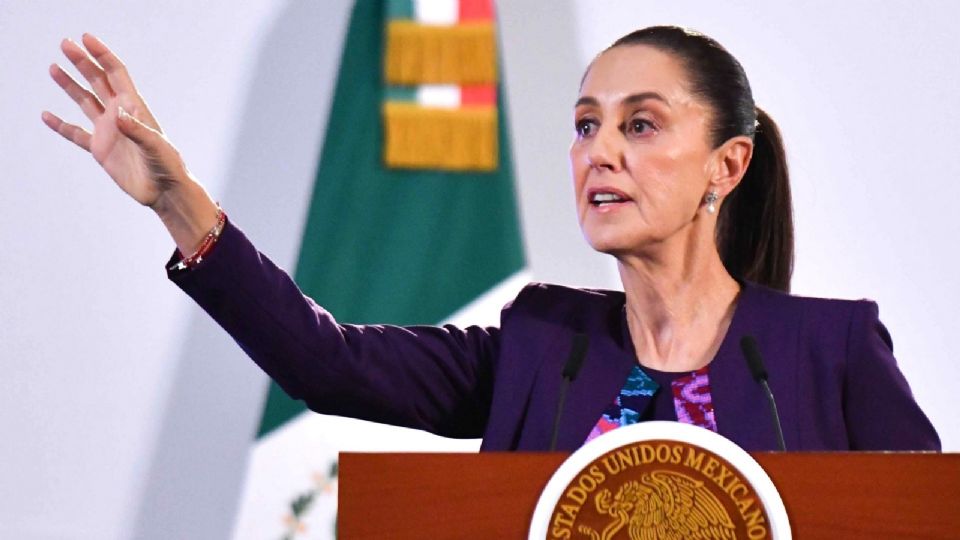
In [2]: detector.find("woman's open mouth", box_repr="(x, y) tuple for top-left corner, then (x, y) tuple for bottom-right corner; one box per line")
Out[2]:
(588, 188), (633, 211)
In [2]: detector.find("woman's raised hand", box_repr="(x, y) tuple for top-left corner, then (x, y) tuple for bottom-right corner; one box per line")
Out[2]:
(43, 34), (218, 253)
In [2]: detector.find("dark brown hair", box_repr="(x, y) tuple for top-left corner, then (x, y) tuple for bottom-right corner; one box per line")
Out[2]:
(608, 27), (794, 292)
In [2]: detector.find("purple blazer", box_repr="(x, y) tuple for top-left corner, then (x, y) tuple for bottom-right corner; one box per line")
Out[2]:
(169, 221), (940, 452)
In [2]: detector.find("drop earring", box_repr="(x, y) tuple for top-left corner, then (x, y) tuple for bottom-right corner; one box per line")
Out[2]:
(705, 191), (719, 214)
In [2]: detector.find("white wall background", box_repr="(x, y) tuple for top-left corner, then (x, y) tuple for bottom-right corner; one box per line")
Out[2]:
(1, 1), (956, 538)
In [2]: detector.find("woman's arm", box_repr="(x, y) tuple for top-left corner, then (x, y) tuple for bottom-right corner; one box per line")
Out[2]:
(169, 220), (499, 437)
(44, 35), (500, 436)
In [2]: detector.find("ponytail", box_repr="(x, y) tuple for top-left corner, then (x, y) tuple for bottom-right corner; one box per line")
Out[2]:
(716, 107), (794, 292)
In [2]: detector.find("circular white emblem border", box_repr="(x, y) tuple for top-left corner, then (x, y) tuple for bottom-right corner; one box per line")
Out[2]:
(528, 421), (791, 539)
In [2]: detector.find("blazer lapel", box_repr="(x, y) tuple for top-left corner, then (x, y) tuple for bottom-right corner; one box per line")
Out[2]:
(710, 282), (799, 451)
(554, 328), (638, 450)
(548, 302), (642, 451)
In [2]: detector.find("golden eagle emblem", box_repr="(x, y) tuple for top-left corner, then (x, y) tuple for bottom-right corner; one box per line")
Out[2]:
(577, 470), (735, 540)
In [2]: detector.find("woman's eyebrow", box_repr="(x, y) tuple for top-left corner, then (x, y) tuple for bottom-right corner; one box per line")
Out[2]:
(624, 92), (670, 107)
(574, 92), (670, 109)
(574, 96), (599, 108)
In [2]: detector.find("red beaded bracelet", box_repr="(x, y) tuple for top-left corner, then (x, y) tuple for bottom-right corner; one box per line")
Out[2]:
(168, 207), (227, 271)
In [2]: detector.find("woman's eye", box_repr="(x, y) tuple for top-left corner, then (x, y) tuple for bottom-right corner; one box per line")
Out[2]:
(628, 118), (654, 136)
(575, 119), (597, 138)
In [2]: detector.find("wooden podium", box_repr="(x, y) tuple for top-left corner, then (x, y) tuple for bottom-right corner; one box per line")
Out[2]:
(340, 452), (960, 539)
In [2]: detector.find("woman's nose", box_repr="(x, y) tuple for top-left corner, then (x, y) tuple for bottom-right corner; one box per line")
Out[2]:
(587, 126), (623, 172)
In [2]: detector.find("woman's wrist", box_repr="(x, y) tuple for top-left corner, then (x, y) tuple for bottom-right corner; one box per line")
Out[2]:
(168, 205), (227, 271)
(152, 177), (221, 254)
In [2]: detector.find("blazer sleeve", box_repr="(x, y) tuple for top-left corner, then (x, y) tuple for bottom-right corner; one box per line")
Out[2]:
(842, 301), (941, 450)
(167, 220), (499, 438)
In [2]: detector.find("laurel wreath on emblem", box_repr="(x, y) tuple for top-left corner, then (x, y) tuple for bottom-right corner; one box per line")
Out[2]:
(576, 470), (735, 540)
(280, 461), (339, 540)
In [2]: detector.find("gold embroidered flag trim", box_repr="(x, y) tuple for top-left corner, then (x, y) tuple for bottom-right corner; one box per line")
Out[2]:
(385, 21), (496, 85)
(383, 0), (499, 171)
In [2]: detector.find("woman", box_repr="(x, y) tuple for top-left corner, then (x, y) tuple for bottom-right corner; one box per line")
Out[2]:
(42, 27), (939, 451)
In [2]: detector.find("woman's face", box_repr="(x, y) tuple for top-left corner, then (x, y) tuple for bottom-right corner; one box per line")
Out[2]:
(571, 45), (719, 257)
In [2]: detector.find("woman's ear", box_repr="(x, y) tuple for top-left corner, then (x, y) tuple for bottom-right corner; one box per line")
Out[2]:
(710, 135), (754, 196)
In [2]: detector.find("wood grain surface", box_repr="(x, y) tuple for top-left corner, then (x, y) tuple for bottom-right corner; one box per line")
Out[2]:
(339, 452), (959, 539)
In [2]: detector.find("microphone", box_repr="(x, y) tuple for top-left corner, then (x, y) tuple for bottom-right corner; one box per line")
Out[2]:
(549, 333), (589, 451)
(740, 336), (787, 451)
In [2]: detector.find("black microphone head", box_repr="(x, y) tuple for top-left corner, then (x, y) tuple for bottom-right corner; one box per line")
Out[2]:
(739, 335), (768, 382)
(561, 333), (589, 380)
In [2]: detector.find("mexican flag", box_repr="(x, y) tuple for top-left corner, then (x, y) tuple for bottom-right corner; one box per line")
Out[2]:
(231, 0), (526, 537)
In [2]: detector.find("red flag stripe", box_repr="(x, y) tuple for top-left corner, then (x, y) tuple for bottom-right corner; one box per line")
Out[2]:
(458, 0), (493, 21)
(460, 84), (496, 107)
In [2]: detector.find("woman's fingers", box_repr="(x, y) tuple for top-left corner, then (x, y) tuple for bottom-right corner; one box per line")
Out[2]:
(41, 111), (92, 151)
(60, 38), (113, 102)
(116, 106), (162, 152)
(49, 63), (104, 121)
(79, 34), (162, 131)
(81, 34), (137, 98)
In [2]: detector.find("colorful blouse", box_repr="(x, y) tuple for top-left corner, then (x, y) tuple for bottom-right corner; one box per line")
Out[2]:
(585, 365), (717, 444)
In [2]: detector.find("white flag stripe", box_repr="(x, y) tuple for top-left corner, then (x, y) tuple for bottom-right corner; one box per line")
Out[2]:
(232, 413), (479, 540)
(416, 84), (462, 108)
(414, 0), (458, 25)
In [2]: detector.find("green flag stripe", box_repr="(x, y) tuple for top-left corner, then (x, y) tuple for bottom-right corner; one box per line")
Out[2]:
(384, 85), (417, 102)
(386, 0), (414, 20)
(256, 0), (524, 438)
